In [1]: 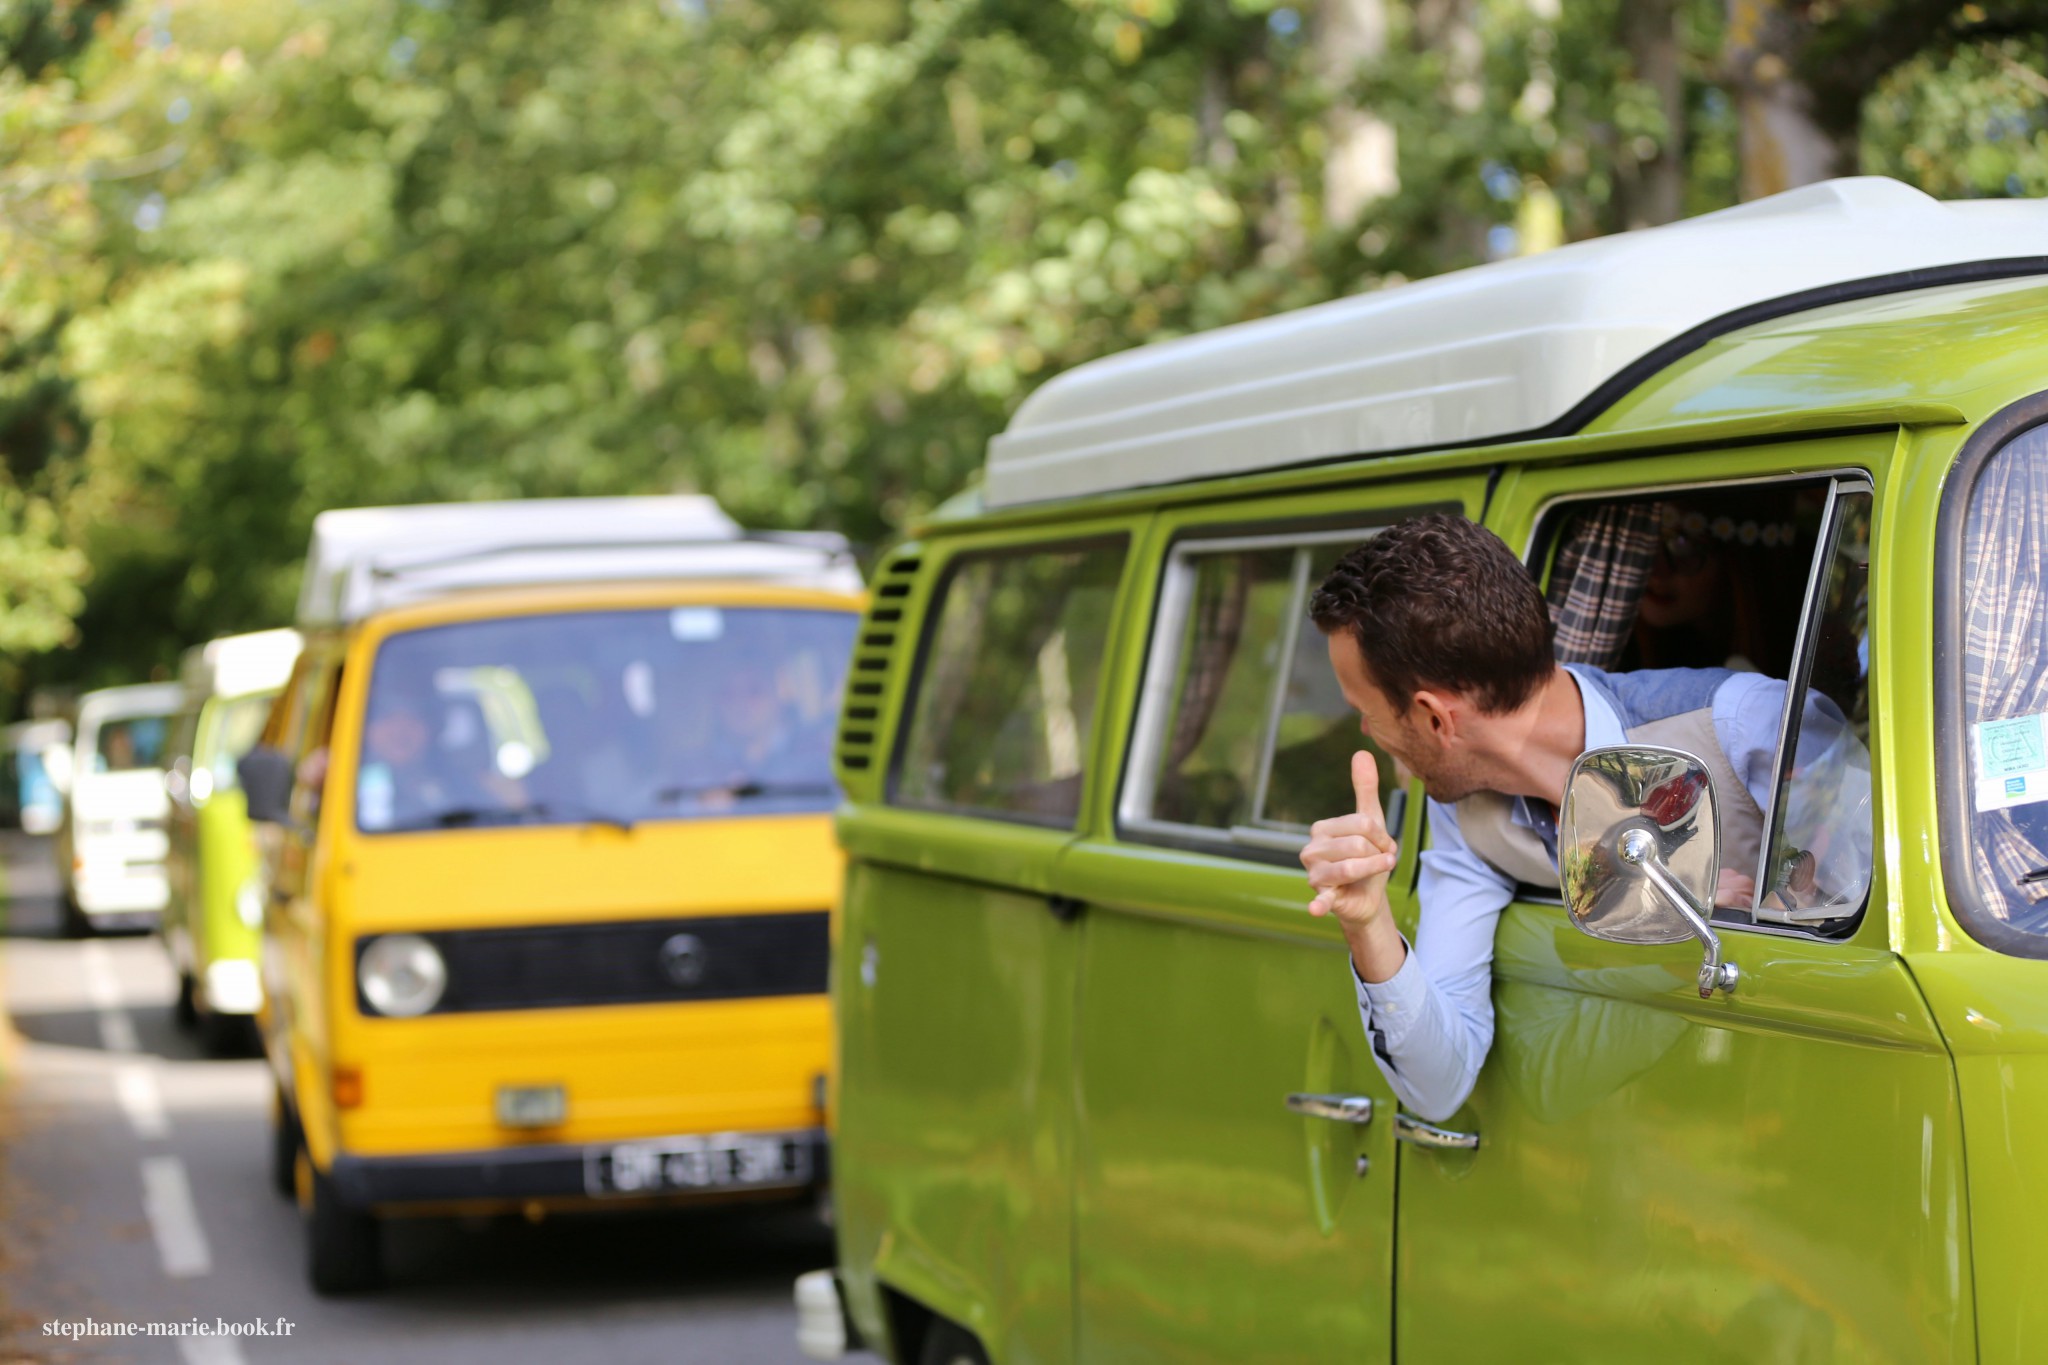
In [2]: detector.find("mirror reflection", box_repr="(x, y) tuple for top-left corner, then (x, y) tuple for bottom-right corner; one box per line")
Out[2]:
(1560, 745), (1720, 946)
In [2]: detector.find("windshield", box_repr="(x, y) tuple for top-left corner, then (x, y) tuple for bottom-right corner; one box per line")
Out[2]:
(88, 714), (173, 774)
(354, 607), (855, 834)
(1946, 419), (2048, 947)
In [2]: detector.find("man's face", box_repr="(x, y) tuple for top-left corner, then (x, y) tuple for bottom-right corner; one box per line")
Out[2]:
(366, 707), (429, 767)
(1324, 631), (1488, 803)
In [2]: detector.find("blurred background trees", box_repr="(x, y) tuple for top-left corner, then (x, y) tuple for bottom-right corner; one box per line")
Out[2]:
(0, 0), (2042, 694)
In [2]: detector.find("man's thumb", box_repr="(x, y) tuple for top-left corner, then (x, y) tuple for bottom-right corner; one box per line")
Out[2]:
(1351, 749), (1380, 817)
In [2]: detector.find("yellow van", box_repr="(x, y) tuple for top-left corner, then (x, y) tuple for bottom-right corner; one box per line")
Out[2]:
(240, 496), (862, 1294)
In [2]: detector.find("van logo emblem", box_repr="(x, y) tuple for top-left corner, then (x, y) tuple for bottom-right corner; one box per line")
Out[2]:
(659, 933), (707, 987)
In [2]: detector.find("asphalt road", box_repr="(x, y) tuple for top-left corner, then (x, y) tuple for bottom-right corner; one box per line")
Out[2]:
(0, 832), (839, 1364)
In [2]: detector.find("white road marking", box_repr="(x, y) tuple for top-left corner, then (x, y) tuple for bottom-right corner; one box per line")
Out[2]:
(177, 1335), (249, 1365)
(81, 940), (141, 1055)
(98, 1007), (140, 1054)
(139, 1156), (213, 1278)
(115, 1063), (169, 1139)
(79, 940), (122, 1009)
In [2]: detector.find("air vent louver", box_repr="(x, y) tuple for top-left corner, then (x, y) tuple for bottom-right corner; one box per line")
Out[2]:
(835, 550), (923, 781)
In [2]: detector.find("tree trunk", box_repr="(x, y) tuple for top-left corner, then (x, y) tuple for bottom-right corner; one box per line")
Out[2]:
(1617, 0), (1686, 228)
(1724, 0), (1842, 199)
(1412, 0), (1489, 261)
(1315, 0), (1397, 229)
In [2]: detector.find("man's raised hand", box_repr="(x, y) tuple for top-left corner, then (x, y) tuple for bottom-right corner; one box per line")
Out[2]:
(1301, 750), (1400, 929)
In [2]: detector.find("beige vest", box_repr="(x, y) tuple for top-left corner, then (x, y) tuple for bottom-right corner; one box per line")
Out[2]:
(1455, 706), (1765, 891)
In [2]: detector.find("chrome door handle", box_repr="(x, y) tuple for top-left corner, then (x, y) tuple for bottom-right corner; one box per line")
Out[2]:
(1394, 1113), (1479, 1149)
(1285, 1093), (1374, 1124)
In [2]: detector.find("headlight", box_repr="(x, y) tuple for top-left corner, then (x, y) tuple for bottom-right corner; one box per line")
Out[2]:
(236, 877), (264, 929)
(358, 934), (447, 1017)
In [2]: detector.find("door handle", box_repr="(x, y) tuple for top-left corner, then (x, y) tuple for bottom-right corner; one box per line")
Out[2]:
(1394, 1113), (1479, 1149)
(1285, 1092), (1374, 1124)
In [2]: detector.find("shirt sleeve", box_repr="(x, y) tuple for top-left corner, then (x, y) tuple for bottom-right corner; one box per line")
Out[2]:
(1712, 672), (1788, 811)
(1352, 798), (1515, 1122)
(1716, 672), (1874, 907)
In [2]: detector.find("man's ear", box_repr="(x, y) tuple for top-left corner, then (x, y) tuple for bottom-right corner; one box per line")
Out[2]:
(1410, 689), (1459, 743)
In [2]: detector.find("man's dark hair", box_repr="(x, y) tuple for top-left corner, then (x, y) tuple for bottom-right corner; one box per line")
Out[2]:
(1308, 512), (1554, 715)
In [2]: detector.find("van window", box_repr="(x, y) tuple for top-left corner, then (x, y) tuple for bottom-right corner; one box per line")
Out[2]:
(892, 540), (1125, 825)
(1121, 533), (1402, 858)
(202, 693), (277, 793)
(1948, 421), (2048, 942)
(1540, 477), (1872, 933)
(356, 608), (855, 834)
(92, 715), (171, 774)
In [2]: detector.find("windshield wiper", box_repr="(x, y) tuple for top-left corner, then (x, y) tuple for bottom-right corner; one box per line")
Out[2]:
(653, 780), (837, 803)
(396, 803), (635, 833)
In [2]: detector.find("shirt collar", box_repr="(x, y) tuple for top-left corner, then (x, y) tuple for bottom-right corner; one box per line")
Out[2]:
(1564, 664), (1628, 750)
(1507, 665), (1627, 836)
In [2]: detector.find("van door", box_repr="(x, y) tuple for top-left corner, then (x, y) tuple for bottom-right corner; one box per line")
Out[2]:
(1392, 446), (1973, 1360)
(1056, 477), (1486, 1365)
(831, 524), (1139, 1365)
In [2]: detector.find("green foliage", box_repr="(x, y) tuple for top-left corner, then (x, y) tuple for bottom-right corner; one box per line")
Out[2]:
(0, 0), (2038, 700)
(1862, 34), (2048, 197)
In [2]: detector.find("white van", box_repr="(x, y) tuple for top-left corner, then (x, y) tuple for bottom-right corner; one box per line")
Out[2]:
(55, 682), (185, 934)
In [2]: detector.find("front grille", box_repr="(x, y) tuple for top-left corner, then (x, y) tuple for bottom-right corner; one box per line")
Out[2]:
(357, 912), (830, 1016)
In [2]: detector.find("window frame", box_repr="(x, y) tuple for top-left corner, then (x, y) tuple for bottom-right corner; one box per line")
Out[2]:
(1116, 524), (1408, 867)
(1934, 390), (2048, 960)
(1751, 475), (1873, 927)
(1526, 467), (1877, 941)
(883, 532), (1132, 831)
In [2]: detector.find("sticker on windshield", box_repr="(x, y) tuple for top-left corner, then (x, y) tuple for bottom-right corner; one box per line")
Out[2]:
(669, 607), (725, 642)
(1973, 712), (2048, 811)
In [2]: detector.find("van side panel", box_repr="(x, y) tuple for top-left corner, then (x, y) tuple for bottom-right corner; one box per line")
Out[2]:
(832, 850), (1078, 1365)
(1909, 958), (2048, 1361)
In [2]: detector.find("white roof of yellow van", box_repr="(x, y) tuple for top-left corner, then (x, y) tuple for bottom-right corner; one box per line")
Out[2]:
(985, 177), (2048, 507)
(180, 628), (301, 699)
(297, 495), (860, 627)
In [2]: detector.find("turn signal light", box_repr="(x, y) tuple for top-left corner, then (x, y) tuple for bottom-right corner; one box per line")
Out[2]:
(332, 1066), (364, 1110)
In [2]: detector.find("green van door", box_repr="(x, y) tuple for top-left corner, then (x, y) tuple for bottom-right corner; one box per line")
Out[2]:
(1052, 477), (1488, 1364)
(1389, 440), (1974, 1361)
(831, 519), (1139, 1365)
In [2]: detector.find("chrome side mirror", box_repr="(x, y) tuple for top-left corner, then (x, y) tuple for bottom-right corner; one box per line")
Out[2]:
(1560, 745), (1738, 999)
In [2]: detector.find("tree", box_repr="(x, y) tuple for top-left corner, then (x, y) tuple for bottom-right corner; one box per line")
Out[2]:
(7, 0), (2043, 699)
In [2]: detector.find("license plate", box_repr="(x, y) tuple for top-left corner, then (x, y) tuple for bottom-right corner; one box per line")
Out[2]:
(585, 1132), (811, 1197)
(495, 1084), (567, 1129)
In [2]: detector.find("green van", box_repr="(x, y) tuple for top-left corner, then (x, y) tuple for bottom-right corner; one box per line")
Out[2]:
(162, 628), (302, 1052)
(796, 177), (2048, 1364)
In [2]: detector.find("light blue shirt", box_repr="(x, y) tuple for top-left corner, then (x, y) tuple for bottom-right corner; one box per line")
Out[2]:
(1353, 666), (1789, 1121)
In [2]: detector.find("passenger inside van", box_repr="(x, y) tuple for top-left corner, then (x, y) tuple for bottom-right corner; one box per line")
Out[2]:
(1625, 502), (1806, 675)
(356, 670), (522, 831)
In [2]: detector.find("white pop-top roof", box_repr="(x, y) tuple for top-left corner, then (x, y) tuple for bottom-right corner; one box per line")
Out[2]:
(986, 177), (2048, 507)
(296, 495), (860, 627)
(181, 628), (302, 700)
(76, 682), (185, 725)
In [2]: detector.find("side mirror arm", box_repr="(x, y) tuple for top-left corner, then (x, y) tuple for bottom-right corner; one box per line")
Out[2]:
(1618, 827), (1739, 999)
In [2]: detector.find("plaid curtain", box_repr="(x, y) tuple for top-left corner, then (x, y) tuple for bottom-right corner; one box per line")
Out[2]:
(1961, 425), (2048, 924)
(1546, 503), (1661, 668)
